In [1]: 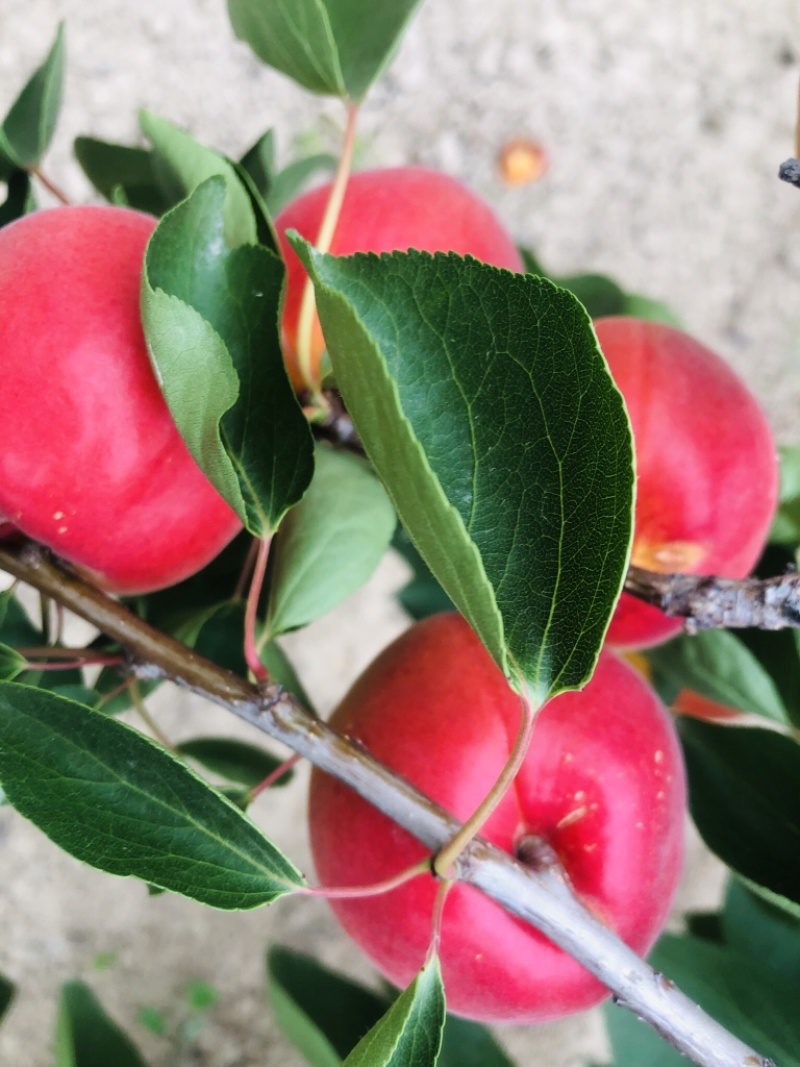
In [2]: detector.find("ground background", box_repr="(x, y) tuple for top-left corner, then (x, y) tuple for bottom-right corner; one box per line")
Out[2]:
(0, 1), (799, 1064)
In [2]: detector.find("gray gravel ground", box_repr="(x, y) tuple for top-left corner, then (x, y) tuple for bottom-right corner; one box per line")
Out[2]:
(0, 2), (798, 1064)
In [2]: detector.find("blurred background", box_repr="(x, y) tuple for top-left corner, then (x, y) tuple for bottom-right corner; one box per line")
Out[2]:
(0, 1), (798, 1064)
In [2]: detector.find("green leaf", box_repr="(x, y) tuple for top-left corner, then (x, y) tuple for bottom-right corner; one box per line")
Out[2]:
(678, 717), (800, 917)
(621, 292), (683, 327)
(238, 129), (276, 198)
(74, 136), (176, 216)
(268, 946), (387, 1066)
(721, 878), (800, 988)
(176, 737), (290, 788)
(139, 110), (256, 246)
(0, 683), (303, 907)
(55, 980), (149, 1067)
(227, 0), (424, 102)
(604, 934), (800, 1066)
(266, 153), (337, 216)
(0, 642), (26, 681)
(142, 177), (314, 535)
(770, 444), (800, 545)
(645, 629), (790, 724)
(266, 446), (395, 636)
(437, 1016), (514, 1067)
(0, 169), (36, 227)
(391, 526), (454, 621)
(343, 958), (446, 1067)
(295, 243), (634, 703)
(190, 602), (248, 676)
(260, 639), (316, 710)
(0, 973), (15, 1026)
(0, 23), (65, 170)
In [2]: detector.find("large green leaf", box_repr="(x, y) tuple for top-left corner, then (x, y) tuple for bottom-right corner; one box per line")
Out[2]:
(604, 934), (800, 1067)
(0, 683), (303, 907)
(143, 178), (314, 535)
(0, 23), (65, 172)
(55, 981), (149, 1067)
(294, 243), (634, 703)
(266, 446), (395, 636)
(678, 718), (800, 917)
(646, 629), (790, 724)
(227, 0), (424, 102)
(343, 959), (446, 1067)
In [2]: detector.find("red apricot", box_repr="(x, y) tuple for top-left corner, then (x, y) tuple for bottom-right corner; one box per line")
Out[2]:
(0, 205), (241, 593)
(596, 317), (778, 649)
(275, 166), (525, 390)
(308, 613), (685, 1023)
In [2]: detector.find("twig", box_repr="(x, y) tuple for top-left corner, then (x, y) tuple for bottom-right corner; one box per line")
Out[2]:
(0, 539), (776, 1067)
(624, 564), (800, 632)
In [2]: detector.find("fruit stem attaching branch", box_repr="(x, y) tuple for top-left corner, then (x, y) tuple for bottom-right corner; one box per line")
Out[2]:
(29, 166), (71, 205)
(433, 687), (536, 878)
(0, 540), (775, 1067)
(243, 535), (272, 683)
(295, 103), (359, 396)
(624, 564), (800, 631)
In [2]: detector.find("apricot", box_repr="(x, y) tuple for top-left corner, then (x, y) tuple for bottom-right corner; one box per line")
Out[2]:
(0, 205), (241, 593)
(275, 166), (524, 390)
(308, 613), (685, 1023)
(596, 317), (778, 649)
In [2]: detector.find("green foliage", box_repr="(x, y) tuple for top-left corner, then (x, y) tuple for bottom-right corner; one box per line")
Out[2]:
(520, 248), (682, 326)
(0, 641), (26, 681)
(342, 958), (446, 1067)
(268, 947), (514, 1067)
(142, 178), (314, 535)
(176, 737), (291, 789)
(295, 242), (634, 703)
(0, 683), (303, 906)
(73, 136), (177, 216)
(603, 934), (800, 1067)
(0, 168), (36, 228)
(678, 717), (800, 917)
(391, 526), (454, 620)
(55, 980), (149, 1067)
(645, 629), (790, 724)
(266, 446), (396, 637)
(0, 23), (64, 173)
(227, 0), (425, 102)
(0, 973), (15, 1027)
(770, 444), (800, 545)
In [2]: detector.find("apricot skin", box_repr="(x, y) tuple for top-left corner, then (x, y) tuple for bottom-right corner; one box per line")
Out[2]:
(595, 317), (779, 650)
(309, 613), (685, 1023)
(275, 166), (525, 390)
(0, 205), (241, 593)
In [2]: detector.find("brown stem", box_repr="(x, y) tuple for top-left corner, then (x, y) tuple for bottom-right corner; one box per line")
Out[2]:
(29, 166), (71, 205)
(0, 539), (776, 1067)
(624, 564), (800, 631)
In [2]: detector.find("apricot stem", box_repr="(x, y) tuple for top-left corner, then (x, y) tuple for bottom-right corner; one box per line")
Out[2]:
(128, 678), (173, 750)
(432, 685), (537, 879)
(29, 166), (71, 205)
(425, 880), (452, 964)
(294, 102), (359, 396)
(296, 858), (430, 900)
(246, 751), (301, 802)
(243, 535), (272, 684)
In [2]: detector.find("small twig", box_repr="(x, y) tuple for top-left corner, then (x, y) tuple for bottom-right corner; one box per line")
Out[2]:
(28, 166), (71, 205)
(624, 564), (800, 632)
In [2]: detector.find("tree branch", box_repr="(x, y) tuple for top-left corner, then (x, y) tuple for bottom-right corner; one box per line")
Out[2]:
(624, 564), (800, 632)
(0, 540), (776, 1067)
